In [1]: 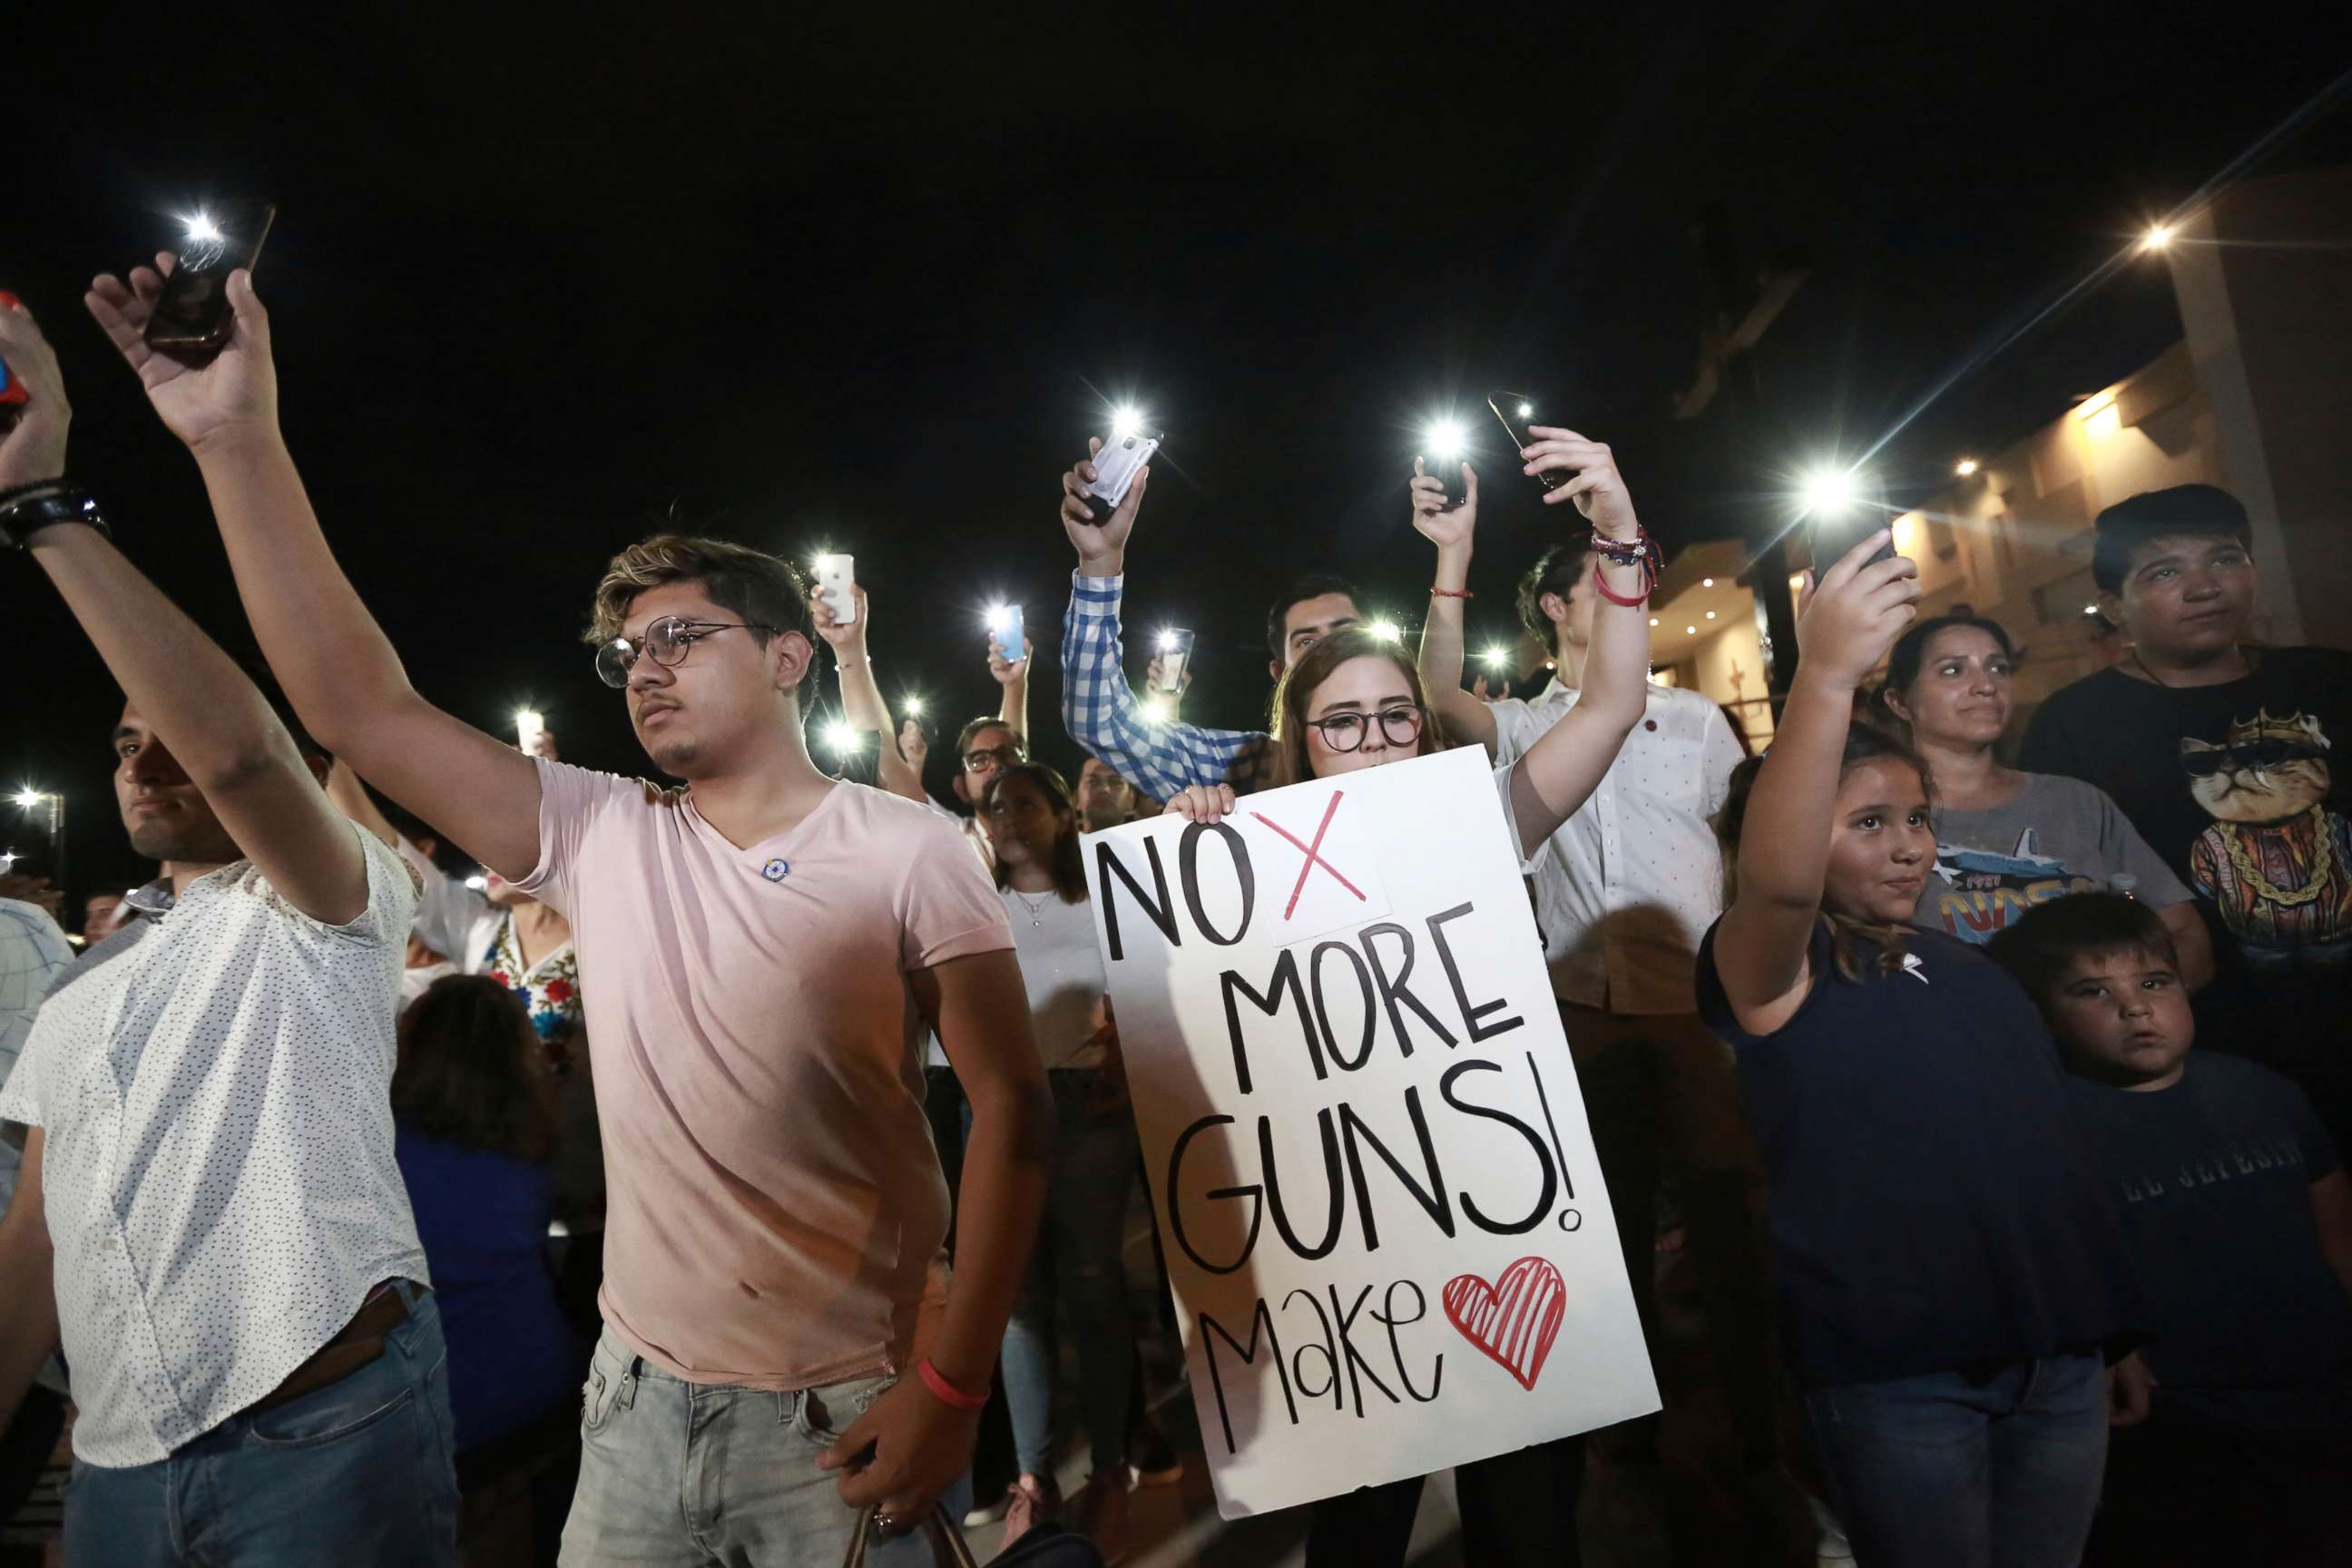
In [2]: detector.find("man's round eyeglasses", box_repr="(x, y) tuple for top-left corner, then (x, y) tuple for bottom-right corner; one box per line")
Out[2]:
(963, 744), (1025, 772)
(595, 618), (778, 688)
(1302, 705), (1426, 753)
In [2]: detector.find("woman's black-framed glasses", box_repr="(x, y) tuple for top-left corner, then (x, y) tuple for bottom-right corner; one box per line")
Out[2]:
(1302, 705), (1426, 753)
(595, 617), (779, 688)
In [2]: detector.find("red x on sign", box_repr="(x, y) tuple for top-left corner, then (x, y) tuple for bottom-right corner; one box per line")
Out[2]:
(1250, 792), (1367, 919)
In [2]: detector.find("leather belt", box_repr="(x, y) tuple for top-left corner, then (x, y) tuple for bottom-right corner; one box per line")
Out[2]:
(244, 1286), (415, 1416)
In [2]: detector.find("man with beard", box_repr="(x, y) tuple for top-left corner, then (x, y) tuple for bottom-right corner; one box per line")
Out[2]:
(84, 259), (1050, 1564)
(0, 293), (449, 1563)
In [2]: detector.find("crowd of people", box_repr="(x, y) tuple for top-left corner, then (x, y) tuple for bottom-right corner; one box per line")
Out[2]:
(0, 245), (2346, 1568)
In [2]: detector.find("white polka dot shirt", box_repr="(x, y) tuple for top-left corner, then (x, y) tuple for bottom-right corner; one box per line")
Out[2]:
(0, 824), (429, 1467)
(1490, 681), (1747, 1014)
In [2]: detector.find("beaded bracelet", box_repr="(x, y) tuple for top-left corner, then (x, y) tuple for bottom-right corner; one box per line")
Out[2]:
(1589, 527), (1661, 606)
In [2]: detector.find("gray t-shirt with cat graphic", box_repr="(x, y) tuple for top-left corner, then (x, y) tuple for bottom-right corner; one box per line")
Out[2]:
(1916, 772), (2190, 944)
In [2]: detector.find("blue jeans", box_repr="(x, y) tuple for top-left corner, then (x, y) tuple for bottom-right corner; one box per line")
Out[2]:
(560, 1328), (943, 1567)
(1804, 1353), (2108, 1568)
(64, 1279), (457, 1567)
(1000, 1069), (1137, 1481)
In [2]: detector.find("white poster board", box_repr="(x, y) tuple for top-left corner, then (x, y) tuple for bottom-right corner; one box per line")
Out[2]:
(1083, 746), (1660, 1519)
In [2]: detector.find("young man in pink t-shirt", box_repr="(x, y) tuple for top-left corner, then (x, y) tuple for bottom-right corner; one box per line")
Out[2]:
(87, 263), (1053, 1564)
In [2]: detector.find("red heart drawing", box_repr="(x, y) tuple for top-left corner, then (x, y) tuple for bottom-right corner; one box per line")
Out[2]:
(1442, 1256), (1567, 1391)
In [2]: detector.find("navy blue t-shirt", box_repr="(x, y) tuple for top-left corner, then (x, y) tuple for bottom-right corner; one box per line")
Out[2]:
(395, 1120), (583, 1453)
(1696, 920), (2141, 1387)
(2067, 1054), (2352, 1433)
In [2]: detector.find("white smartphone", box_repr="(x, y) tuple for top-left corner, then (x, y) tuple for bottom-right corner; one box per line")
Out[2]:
(1155, 628), (1194, 693)
(514, 709), (546, 754)
(989, 603), (1027, 663)
(1083, 430), (1161, 513)
(813, 554), (857, 625)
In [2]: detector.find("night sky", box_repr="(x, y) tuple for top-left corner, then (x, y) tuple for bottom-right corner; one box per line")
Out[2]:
(5, 5), (2345, 903)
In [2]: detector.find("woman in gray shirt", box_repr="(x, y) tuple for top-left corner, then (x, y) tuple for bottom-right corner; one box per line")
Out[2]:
(1877, 615), (2214, 986)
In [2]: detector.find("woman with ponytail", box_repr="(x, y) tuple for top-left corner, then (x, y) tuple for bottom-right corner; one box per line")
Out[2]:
(1700, 533), (2141, 1566)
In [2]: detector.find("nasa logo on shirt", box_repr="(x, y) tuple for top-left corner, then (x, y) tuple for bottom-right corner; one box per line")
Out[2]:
(762, 858), (790, 882)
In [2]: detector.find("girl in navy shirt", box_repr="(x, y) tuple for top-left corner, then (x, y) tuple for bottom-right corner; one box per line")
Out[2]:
(1699, 531), (2140, 1567)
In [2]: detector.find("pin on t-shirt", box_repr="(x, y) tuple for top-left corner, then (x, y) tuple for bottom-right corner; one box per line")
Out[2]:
(762, 858), (790, 882)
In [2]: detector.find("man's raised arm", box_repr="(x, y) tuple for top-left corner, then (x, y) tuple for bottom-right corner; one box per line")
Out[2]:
(86, 260), (543, 883)
(1055, 443), (1264, 798)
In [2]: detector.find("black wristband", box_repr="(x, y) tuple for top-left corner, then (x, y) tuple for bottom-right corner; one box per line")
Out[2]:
(0, 477), (74, 508)
(0, 486), (110, 550)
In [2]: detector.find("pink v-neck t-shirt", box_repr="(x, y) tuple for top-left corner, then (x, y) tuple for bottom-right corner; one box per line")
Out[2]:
(517, 760), (1013, 1387)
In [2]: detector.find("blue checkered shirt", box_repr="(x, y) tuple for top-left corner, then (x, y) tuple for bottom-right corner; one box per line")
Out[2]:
(1061, 572), (1270, 799)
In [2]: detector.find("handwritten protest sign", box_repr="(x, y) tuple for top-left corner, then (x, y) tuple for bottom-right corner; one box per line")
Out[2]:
(1083, 746), (1660, 1518)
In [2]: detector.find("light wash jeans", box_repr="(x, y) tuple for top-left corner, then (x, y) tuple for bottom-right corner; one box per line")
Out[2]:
(999, 1069), (1136, 1482)
(1804, 1352), (2109, 1568)
(64, 1279), (457, 1567)
(559, 1327), (945, 1567)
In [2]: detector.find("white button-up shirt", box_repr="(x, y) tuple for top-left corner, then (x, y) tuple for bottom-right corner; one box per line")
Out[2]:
(0, 827), (429, 1467)
(0, 897), (73, 1397)
(1489, 679), (1746, 1014)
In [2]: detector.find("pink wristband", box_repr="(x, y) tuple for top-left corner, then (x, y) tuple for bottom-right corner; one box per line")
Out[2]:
(916, 1357), (989, 1412)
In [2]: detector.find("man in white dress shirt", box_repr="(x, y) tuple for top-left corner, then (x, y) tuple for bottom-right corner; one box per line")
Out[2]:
(1414, 466), (1781, 1483)
(0, 297), (453, 1564)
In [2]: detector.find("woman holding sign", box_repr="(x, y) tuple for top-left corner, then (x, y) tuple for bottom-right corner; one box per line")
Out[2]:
(978, 763), (1138, 1559)
(1699, 533), (2141, 1567)
(1167, 429), (1656, 1567)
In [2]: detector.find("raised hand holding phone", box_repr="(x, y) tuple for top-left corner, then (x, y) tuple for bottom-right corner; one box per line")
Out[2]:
(1061, 436), (1152, 577)
(0, 295), (69, 491)
(809, 578), (870, 654)
(85, 257), (279, 452)
(813, 554), (857, 626)
(1409, 456), (1478, 550)
(142, 202), (275, 358)
(986, 604), (1027, 667)
(1794, 531), (1922, 687)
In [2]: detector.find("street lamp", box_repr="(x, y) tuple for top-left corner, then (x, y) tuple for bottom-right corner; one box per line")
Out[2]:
(10, 788), (64, 898)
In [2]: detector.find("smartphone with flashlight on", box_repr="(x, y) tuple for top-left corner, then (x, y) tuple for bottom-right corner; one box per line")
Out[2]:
(1154, 628), (1195, 694)
(143, 201), (276, 358)
(813, 554), (857, 626)
(1083, 429), (1160, 514)
(1417, 416), (1472, 510)
(989, 604), (1027, 664)
(1808, 507), (1897, 575)
(1488, 391), (1568, 496)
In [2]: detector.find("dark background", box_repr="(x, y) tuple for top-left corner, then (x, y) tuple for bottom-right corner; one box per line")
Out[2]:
(5, 5), (2347, 908)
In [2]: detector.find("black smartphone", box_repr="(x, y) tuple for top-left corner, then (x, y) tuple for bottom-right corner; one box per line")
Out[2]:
(1488, 390), (1568, 495)
(144, 201), (276, 357)
(1809, 507), (1897, 575)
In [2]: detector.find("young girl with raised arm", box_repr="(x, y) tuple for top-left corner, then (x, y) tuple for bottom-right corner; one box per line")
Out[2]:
(1700, 533), (2141, 1566)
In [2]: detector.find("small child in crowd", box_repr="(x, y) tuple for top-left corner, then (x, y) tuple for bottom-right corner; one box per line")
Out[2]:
(1992, 894), (2352, 1565)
